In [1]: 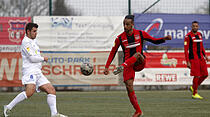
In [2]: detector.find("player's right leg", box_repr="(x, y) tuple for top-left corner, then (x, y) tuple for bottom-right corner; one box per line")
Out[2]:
(189, 60), (204, 99)
(123, 67), (143, 117)
(124, 79), (143, 117)
(113, 52), (144, 75)
(191, 77), (204, 99)
(3, 84), (35, 117)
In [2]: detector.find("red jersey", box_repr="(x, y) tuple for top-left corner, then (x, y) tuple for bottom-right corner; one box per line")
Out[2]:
(105, 29), (166, 68)
(184, 31), (206, 62)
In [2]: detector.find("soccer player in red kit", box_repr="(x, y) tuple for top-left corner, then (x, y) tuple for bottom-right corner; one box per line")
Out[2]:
(184, 21), (208, 99)
(104, 15), (172, 117)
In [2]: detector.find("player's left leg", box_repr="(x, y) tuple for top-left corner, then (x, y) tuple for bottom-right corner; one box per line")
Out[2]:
(198, 76), (208, 86)
(38, 73), (68, 117)
(113, 52), (144, 75)
(122, 52), (144, 68)
(39, 83), (57, 115)
(198, 59), (208, 86)
(39, 83), (68, 117)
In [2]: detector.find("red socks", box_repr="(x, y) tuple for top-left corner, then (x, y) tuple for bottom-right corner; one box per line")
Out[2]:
(192, 77), (199, 95)
(198, 77), (207, 85)
(122, 56), (137, 68)
(192, 76), (207, 95)
(128, 91), (142, 113)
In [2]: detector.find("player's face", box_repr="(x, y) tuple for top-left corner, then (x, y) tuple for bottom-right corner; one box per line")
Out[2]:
(192, 23), (199, 33)
(27, 27), (37, 39)
(123, 19), (134, 34)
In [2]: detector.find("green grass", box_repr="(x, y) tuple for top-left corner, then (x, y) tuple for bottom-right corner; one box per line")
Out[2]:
(1, 90), (210, 117)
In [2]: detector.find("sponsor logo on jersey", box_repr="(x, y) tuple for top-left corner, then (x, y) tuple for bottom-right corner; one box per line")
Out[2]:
(26, 47), (30, 52)
(135, 34), (140, 40)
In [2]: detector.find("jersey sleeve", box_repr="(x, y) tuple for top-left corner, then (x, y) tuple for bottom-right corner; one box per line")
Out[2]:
(105, 37), (121, 68)
(184, 35), (190, 62)
(201, 40), (207, 58)
(141, 31), (165, 44)
(22, 42), (44, 63)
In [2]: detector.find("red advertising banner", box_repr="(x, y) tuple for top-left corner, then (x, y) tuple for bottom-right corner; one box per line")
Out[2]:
(144, 51), (210, 68)
(0, 17), (31, 45)
(0, 52), (22, 87)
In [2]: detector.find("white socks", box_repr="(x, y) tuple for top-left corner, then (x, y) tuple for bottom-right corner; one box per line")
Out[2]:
(6, 92), (58, 116)
(7, 91), (27, 110)
(47, 94), (58, 116)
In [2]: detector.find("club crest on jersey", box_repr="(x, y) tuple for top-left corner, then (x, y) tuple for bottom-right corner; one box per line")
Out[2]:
(135, 35), (140, 40)
(8, 20), (28, 44)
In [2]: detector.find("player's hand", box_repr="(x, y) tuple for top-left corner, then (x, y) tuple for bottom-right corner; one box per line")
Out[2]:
(164, 35), (172, 40)
(44, 57), (48, 62)
(104, 68), (109, 75)
(187, 61), (191, 69)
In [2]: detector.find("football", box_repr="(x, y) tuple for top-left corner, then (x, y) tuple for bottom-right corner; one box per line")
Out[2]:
(80, 63), (94, 76)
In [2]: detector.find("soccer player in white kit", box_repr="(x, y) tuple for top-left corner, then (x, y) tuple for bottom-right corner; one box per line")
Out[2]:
(3, 23), (68, 117)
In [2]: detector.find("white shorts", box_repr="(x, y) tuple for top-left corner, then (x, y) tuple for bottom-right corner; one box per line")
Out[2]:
(22, 72), (50, 92)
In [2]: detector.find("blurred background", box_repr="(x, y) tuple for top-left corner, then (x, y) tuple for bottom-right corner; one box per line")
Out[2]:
(0, 0), (209, 16)
(0, 1), (210, 117)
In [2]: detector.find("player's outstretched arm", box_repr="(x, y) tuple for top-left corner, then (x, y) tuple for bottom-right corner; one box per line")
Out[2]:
(142, 31), (171, 44)
(104, 37), (120, 75)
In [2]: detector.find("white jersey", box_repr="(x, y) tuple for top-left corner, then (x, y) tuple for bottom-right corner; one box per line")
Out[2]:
(21, 36), (44, 76)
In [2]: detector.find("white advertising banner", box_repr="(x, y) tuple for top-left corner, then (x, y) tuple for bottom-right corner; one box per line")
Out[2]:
(33, 16), (124, 51)
(134, 51), (210, 85)
(41, 51), (119, 86)
(134, 68), (210, 85)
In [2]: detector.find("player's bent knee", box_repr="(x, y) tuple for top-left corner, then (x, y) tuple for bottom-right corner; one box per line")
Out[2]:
(25, 85), (36, 98)
(26, 91), (35, 98)
(134, 52), (141, 59)
(203, 75), (208, 78)
(47, 86), (56, 95)
(125, 84), (134, 92)
(134, 52), (144, 60)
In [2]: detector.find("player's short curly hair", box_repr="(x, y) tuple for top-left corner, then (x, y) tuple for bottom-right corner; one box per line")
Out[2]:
(192, 21), (199, 24)
(25, 23), (38, 35)
(125, 15), (134, 22)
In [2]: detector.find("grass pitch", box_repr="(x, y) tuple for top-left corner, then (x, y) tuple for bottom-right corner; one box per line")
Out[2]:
(1, 90), (210, 117)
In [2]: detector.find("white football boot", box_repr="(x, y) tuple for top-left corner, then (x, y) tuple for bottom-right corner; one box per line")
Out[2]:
(3, 105), (11, 117)
(51, 113), (68, 117)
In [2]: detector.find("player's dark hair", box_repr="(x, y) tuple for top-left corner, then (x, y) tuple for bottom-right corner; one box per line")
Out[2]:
(192, 21), (199, 24)
(125, 15), (134, 22)
(25, 23), (38, 35)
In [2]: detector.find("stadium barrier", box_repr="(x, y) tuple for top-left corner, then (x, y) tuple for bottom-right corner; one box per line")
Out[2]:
(1, 15), (210, 89)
